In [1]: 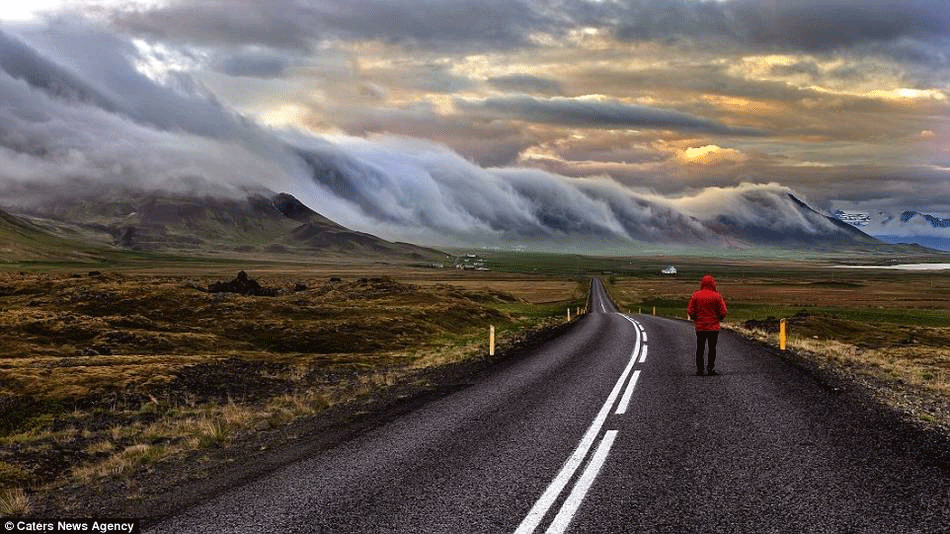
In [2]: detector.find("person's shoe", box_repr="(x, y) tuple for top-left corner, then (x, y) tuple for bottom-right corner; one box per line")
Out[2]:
(706, 369), (718, 376)
(696, 370), (705, 376)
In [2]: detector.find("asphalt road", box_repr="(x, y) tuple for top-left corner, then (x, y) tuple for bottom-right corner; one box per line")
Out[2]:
(149, 279), (950, 533)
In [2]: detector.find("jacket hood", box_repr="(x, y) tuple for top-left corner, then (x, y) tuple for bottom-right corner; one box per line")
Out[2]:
(700, 275), (717, 291)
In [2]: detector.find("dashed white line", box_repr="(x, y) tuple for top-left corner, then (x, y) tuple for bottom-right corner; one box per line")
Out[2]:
(639, 345), (648, 364)
(615, 370), (641, 415)
(544, 431), (619, 534)
(516, 315), (649, 534)
(513, 349), (637, 534)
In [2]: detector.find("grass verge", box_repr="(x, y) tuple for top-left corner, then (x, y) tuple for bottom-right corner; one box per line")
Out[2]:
(0, 269), (586, 516)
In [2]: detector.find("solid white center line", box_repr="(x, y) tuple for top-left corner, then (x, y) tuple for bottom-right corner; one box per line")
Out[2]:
(513, 319), (642, 534)
(544, 431), (619, 534)
(615, 370), (641, 415)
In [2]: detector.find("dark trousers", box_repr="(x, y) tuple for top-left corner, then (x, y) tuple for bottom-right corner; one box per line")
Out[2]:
(696, 330), (719, 372)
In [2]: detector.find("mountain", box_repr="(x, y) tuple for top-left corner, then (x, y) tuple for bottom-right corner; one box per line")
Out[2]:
(0, 29), (932, 258)
(1, 185), (938, 261)
(699, 193), (883, 250)
(5, 187), (443, 261)
(833, 208), (950, 251)
(832, 210), (871, 227)
(899, 210), (950, 228)
(0, 206), (107, 262)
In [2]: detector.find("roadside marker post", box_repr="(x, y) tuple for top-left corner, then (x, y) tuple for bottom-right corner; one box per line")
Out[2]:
(490, 325), (495, 356)
(567, 308), (571, 321)
(780, 318), (787, 351)
(652, 306), (656, 316)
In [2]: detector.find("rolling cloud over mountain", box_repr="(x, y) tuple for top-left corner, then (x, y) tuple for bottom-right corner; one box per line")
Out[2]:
(1, 0), (947, 224)
(0, 23), (881, 251)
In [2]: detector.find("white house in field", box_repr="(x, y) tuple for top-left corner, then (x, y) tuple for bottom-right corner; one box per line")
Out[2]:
(661, 265), (677, 275)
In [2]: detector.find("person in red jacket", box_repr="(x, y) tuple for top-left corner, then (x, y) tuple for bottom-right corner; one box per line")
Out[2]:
(687, 275), (727, 376)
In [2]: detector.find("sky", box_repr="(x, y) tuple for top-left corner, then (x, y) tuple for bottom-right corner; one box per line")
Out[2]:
(0, 1), (949, 248)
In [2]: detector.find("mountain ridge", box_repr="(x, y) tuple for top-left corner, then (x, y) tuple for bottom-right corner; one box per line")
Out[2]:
(2, 188), (444, 262)
(832, 207), (950, 251)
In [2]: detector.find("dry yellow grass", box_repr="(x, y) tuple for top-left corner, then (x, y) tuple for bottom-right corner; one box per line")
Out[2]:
(0, 487), (30, 516)
(0, 269), (579, 495)
(733, 324), (950, 428)
(412, 279), (581, 304)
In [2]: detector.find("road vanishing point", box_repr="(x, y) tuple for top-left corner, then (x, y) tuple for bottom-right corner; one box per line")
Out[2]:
(149, 279), (950, 533)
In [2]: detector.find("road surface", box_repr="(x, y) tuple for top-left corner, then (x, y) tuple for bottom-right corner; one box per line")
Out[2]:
(149, 279), (950, 533)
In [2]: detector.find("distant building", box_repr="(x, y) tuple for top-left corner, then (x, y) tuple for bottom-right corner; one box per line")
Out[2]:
(455, 254), (490, 271)
(661, 265), (677, 275)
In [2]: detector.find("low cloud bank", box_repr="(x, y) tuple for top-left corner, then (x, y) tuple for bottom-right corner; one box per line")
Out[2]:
(0, 25), (855, 251)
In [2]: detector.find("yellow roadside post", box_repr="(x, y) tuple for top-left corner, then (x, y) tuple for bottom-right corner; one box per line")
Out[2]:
(567, 308), (571, 321)
(490, 325), (495, 356)
(780, 318), (787, 350)
(652, 306), (656, 316)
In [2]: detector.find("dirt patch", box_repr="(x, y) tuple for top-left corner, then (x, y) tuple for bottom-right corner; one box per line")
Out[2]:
(165, 359), (292, 403)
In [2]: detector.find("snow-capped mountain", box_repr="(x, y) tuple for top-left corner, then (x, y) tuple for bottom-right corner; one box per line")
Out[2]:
(833, 208), (950, 251)
(832, 210), (871, 227)
(900, 211), (950, 228)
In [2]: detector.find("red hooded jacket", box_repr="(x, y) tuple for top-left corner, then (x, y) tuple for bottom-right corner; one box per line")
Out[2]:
(687, 275), (727, 331)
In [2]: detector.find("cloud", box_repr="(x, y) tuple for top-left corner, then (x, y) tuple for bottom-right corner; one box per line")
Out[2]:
(0, 29), (119, 113)
(55, 0), (950, 76)
(610, 0), (950, 54)
(456, 95), (767, 136)
(678, 145), (747, 166)
(4, 23), (272, 142)
(669, 182), (840, 235)
(0, 27), (306, 199)
(486, 74), (564, 95)
(212, 51), (291, 78)
(112, 0), (316, 50)
(0, 21), (905, 252)
(287, 134), (716, 246)
(111, 0), (552, 51)
(319, 0), (550, 48)
(361, 61), (476, 94)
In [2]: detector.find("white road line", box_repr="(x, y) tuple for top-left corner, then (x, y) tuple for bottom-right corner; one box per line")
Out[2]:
(642, 332), (648, 343)
(514, 319), (641, 534)
(615, 370), (641, 415)
(639, 345), (648, 364)
(544, 431), (619, 534)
